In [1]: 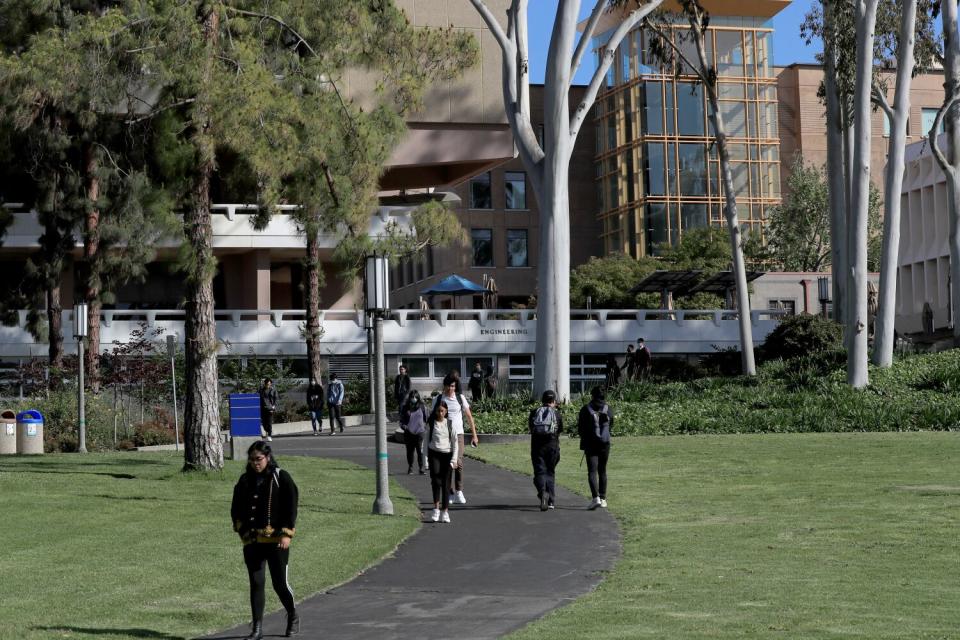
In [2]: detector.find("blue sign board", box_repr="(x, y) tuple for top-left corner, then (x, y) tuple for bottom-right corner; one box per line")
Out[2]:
(229, 394), (262, 437)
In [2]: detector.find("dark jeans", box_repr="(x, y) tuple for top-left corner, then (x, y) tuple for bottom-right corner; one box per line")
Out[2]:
(470, 386), (482, 403)
(404, 432), (424, 470)
(453, 434), (465, 492)
(329, 404), (344, 431)
(243, 543), (295, 623)
(261, 409), (274, 436)
(428, 448), (453, 509)
(585, 444), (611, 499)
(309, 410), (323, 432)
(531, 438), (560, 500)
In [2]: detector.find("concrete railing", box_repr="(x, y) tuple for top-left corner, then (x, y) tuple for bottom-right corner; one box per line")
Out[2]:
(0, 307), (787, 358)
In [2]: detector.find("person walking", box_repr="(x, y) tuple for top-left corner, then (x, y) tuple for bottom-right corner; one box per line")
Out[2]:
(259, 379), (278, 442)
(433, 374), (478, 505)
(393, 364), (411, 410)
(400, 390), (428, 474)
(578, 386), (614, 510)
(468, 362), (484, 402)
(528, 390), (562, 511)
(327, 373), (345, 434)
(306, 379), (324, 436)
(622, 344), (637, 381)
(482, 364), (498, 398)
(635, 338), (652, 380)
(231, 441), (300, 639)
(426, 401), (458, 523)
(604, 354), (621, 389)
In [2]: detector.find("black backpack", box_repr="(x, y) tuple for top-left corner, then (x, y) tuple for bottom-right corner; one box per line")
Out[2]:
(530, 406), (558, 435)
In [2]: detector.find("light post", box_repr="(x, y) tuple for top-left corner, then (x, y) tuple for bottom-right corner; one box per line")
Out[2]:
(365, 254), (393, 515)
(817, 276), (831, 318)
(166, 334), (180, 452)
(74, 302), (88, 453)
(365, 313), (375, 414)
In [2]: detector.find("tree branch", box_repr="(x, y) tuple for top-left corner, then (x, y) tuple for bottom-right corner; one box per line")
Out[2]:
(572, 1), (663, 142)
(929, 88), (960, 173)
(871, 84), (894, 120)
(571, 0), (607, 78)
(124, 98), (196, 124)
(468, 0), (513, 52)
(516, 0), (531, 121)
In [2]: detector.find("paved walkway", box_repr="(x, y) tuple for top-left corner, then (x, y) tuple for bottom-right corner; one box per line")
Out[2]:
(206, 424), (621, 640)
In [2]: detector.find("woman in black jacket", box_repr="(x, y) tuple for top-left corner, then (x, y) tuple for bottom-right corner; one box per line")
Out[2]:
(577, 387), (614, 511)
(231, 441), (300, 639)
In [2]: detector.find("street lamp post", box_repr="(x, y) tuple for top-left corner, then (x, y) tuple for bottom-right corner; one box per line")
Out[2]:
(365, 313), (375, 415)
(166, 334), (180, 452)
(365, 254), (393, 515)
(74, 302), (88, 453)
(817, 276), (831, 318)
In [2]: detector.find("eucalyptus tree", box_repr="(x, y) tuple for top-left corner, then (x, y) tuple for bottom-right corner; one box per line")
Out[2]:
(468, 0), (664, 400)
(928, 0), (960, 344)
(641, 0), (758, 375)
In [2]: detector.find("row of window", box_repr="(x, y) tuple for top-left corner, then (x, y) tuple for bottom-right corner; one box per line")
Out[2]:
(883, 107), (947, 137)
(469, 171), (527, 210)
(471, 228), (529, 268)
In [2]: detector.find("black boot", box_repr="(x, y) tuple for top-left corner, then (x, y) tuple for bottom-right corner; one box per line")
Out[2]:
(286, 610), (300, 637)
(244, 621), (263, 640)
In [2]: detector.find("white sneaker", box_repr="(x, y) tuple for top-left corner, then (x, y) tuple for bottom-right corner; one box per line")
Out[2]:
(600, 498), (608, 508)
(441, 511), (451, 523)
(265, 436), (273, 442)
(455, 490), (467, 504)
(588, 497), (602, 510)
(431, 508), (440, 522)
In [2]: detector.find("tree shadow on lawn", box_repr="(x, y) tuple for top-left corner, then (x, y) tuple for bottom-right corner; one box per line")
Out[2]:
(0, 465), (137, 479)
(33, 626), (185, 639)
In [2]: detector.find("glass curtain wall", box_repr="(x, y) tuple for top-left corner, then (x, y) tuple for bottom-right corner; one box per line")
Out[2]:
(593, 18), (781, 257)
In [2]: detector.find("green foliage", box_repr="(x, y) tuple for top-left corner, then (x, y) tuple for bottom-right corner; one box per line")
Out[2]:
(569, 253), (660, 308)
(760, 313), (845, 361)
(657, 226), (731, 272)
(14, 388), (119, 453)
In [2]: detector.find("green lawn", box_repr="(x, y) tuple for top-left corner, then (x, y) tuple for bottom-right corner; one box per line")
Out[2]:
(471, 433), (960, 639)
(0, 453), (419, 640)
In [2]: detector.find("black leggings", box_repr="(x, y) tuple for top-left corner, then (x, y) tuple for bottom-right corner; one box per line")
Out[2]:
(261, 410), (274, 436)
(404, 432), (424, 470)
(243, 542), (295, 622)
(586, 445), (610, 499)
(428, 449), (453, 509)
(531, 439), (560, 499)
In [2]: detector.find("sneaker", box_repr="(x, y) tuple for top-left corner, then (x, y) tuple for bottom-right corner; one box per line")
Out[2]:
(588, 497), (602, 510)
(265, 436), (273, 442)
(600, 498), (608, 508)
(430, 508), (440, 522)
(419, 468), (426, 475)
(407, 466), (413, 475)
(329, 430), (336, 435)
(540, 495), (548, 511)
(548, 500), (555, 510)
(455, 490), (467, 505)
(441, 511), (451, 523)
(339, 426), (344, 433)
(312, 430), (319, 436)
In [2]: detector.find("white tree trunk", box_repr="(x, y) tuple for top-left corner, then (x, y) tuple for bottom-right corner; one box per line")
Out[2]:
(847, 0), (879, 388)
(823, 1), (847, 325)
(872, 0), (917, 367)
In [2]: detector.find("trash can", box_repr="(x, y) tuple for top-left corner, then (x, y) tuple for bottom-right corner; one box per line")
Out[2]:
(16, 410), (44, 455)
(0, 410), (15, 454)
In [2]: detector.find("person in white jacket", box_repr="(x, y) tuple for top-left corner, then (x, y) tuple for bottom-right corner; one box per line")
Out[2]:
(426, 401), (458, 524)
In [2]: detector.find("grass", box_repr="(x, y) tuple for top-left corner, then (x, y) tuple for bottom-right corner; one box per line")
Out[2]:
(0, 452), (420, 640)
(470, 433), (960, 639)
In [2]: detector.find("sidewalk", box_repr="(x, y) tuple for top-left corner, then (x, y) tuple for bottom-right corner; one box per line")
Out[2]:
(206, 423), (621, 640)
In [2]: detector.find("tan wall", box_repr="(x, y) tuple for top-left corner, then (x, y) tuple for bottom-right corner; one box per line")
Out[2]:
(776, 64), (947, 194)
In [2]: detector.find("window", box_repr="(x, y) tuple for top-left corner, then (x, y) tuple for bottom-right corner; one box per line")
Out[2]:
(508, 354), (534, 379)
(505, 171), (527, 209)
(399, 357), (429, 378)
(570, 354), (607, 394)
(768, 299), (796, 316)
(507, 229), (529, 267)
(434, 357), (463, 379)
(676, 83), (705, 136)
(922, 107), (945, 137)
(471, 229), (494, 266)
(470, 172), (492, 209)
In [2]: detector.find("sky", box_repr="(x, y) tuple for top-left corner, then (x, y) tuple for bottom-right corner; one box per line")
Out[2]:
(526, 0), (822, 85)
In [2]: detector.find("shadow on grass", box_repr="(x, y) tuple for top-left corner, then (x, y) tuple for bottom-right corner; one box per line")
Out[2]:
(32, 626), (185, 639)
(0, 466), (137, 479)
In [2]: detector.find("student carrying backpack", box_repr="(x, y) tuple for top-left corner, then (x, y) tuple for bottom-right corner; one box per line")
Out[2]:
(528, 390), (563, 511)
(577, 387), (614, 510)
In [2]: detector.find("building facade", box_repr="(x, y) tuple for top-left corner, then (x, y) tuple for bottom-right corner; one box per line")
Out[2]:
(592, 2), (787, 258)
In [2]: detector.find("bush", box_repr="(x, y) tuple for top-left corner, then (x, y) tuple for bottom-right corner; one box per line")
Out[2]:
(760, 314), (843, 362)
(133, 420), (176, 447)
(15, 388), (120, 452)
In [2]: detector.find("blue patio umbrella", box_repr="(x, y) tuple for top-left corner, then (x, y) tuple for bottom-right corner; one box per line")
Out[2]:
(421, 274), (487, 308)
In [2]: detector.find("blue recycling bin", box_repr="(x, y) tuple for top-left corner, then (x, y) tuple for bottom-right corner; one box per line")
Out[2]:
(16, 409), (44, 455)
(229, 394), (262, 437)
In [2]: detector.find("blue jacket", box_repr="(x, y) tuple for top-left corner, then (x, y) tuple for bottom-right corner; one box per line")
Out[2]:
(327, 379), (345, 405)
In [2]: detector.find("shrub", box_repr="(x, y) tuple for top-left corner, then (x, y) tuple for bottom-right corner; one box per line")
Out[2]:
(760, 314), (844, 362)
(133, 420), (176, 447)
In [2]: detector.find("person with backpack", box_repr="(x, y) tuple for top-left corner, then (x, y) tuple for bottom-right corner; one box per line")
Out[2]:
(400, 390), (429, 474)
(259, 378), (278, 442)
(468, 362), (484, 402)
(434, 373), (478, 505)
(577, 386), (614, 510)
(528, 389), (563, 511)
(393, 364), (411, 409)
(306, 379), (324, 436)
(231, 441), (300, 639)
(426, 400), (458, 523)
(326, 373), (345, 434)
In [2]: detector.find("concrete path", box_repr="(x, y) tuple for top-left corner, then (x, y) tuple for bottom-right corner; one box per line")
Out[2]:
(206, 424), (621, 640)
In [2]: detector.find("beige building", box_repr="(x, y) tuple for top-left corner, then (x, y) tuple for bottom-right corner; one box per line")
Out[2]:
(776, 63), (948, 190)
